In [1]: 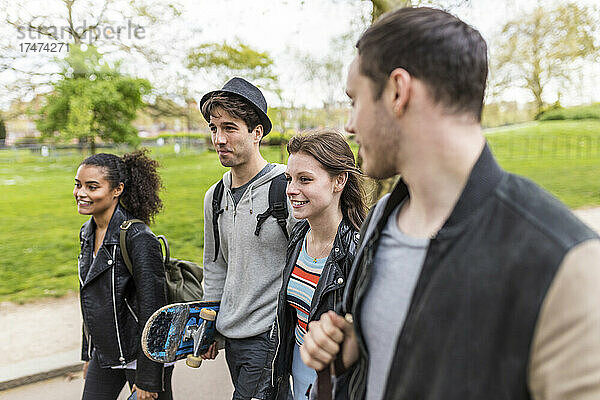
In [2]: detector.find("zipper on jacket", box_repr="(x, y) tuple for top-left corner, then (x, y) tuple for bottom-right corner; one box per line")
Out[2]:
(77, 253), (84, 286)
(226, 190), (237, 248)
(272, 313), (281, 386)
(333, 287), (337, 313)
(349, 243), (375, 399)
(273, 239), (302, 387)
(87, 333), (93, 360)
(111, 245), (126, 366)
(124, 298), (139, 323)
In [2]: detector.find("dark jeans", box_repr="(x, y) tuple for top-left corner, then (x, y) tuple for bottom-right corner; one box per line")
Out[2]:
(82, 353), (174, 400)
(225, 330), (276, 400)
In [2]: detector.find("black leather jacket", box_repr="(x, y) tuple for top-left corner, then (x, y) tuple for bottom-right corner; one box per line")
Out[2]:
(337, 144), (598, 400)
(273, 218), (359, 398)
(78, 204), (168, 392)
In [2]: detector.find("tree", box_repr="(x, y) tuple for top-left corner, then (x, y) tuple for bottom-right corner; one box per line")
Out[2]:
(0, 115), (6, 146)
(369, 0), (471, 22)
(1, 0), (182, 105)
(491, 2), (599, 115)
(300, 34), (349, 112)
(186, 41), (280, 96)
(370, 0), (412, 21)
(36, 45), (151, 153)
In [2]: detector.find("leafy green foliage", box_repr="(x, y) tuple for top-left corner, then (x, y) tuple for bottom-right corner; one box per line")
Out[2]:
(156, 132), (211, 141)
(538, 103), (600, 121)
(36, 46), (151, 152)
(491, 2), (599, 114)
(186, 41), (279, 94)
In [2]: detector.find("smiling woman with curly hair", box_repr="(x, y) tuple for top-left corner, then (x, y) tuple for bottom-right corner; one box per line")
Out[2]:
(73, 149), (172, 400)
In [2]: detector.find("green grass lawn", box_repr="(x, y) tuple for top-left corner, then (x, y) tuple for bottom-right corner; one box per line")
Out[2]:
(0, 146), (281, 303)
(1, 120), (599, 303)
(486, 120), (600, 208)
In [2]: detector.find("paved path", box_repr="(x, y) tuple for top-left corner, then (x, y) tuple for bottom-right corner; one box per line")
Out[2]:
(1, 356), (233, 399)
(1, 207), (600, 397)
(573, 207), (600, 233)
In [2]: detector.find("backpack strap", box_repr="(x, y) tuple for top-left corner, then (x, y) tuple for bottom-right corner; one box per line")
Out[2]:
(119, 219), (145, 276)
(211, 180), (225, 262)
(255, 173), (289, 240)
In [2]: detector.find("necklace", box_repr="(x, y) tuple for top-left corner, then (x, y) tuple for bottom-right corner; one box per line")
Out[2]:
(307, 231), (336, 262)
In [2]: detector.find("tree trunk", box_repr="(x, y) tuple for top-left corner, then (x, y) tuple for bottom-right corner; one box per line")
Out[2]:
(90, 138), (96, 154)
(371, 0), (412, 22)
(360, 0), (411, 205)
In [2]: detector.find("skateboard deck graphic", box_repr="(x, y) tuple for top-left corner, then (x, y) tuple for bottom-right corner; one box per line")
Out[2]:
(142, 301), (220, 365)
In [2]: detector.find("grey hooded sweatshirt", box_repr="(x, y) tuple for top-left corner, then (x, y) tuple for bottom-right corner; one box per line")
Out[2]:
(203, 163), (297, 338)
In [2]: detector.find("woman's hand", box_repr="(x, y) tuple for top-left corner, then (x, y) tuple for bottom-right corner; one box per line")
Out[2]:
(82, 361), (89, 379)
(132, 385), (158, 400)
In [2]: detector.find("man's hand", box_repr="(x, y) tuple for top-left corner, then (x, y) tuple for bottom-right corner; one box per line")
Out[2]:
(82, 361), (89, 379)
(132, 385), (158, 400)
(200, 342), (219, 360)
(300, 311), (359, 373)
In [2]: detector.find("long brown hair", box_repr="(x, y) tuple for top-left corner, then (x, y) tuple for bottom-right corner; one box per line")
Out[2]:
(287, 130), (366, 230)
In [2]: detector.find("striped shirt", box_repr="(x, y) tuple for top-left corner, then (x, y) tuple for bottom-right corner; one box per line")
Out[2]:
(287, 234), (327, 346)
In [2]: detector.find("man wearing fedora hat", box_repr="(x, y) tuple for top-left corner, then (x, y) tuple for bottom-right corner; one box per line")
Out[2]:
(199, 77), (296, 400)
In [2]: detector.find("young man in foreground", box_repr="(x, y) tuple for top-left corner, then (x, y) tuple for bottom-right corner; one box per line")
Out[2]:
(301, 7), (600, 400)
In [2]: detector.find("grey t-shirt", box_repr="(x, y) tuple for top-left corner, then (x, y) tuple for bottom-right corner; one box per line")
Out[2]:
(230, 163), (275, 206)
(360, 203), (430, 400)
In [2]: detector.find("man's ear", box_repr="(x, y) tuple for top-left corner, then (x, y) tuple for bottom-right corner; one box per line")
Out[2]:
(253, 125), (264, 143)
(388, 68), (412, 117)
(334, 172), (348, 193)
(114, 182), (124, 198)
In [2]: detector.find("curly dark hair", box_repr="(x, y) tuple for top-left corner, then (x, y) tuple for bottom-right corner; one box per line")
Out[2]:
(80, 149), (163, 224)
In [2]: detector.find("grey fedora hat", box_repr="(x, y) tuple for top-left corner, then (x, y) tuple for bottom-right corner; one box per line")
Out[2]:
(199, 77), (272, 135)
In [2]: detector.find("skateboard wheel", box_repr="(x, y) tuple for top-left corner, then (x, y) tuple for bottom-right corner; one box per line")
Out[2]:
(199, 308), (217, 321)
(186, 355), (203, 368)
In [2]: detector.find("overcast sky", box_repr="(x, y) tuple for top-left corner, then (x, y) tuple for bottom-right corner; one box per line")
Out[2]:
(1, 0), (599, 110)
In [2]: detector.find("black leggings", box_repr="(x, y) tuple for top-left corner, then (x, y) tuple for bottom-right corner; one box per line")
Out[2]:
(82, 353), (174, 400)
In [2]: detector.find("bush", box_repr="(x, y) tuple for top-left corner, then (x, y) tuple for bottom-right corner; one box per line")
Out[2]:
(538, 103), (600, 121)
(14, 136), (42, 145)
(157, 132), (210, 140)
(262, 130), (295, 146)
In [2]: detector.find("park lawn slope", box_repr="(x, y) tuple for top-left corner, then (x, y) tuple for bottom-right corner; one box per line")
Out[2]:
(0, 146), (280, 303)
(486, 120), (600, 208)
(1, 120), (600, 303)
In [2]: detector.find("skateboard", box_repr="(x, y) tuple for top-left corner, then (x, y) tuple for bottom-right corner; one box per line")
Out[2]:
(141, 301), (220, 368)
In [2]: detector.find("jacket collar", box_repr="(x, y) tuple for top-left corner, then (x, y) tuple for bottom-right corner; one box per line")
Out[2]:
(385, 142), (506, 239)
(290, 218), (353, 262)
(80, 203), (133, 245)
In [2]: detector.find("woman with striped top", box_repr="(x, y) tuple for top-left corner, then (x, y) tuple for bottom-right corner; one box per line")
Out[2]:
(273, 130), (366, 399)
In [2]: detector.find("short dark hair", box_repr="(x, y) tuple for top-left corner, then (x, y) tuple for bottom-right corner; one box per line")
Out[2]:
(356, 7), (488, 121)
(201, 92), (262, 132)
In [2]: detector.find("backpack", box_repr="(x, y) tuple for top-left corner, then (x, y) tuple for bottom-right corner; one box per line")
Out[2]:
(119, 219), (204, 303)
(211, 172), (289, 262)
